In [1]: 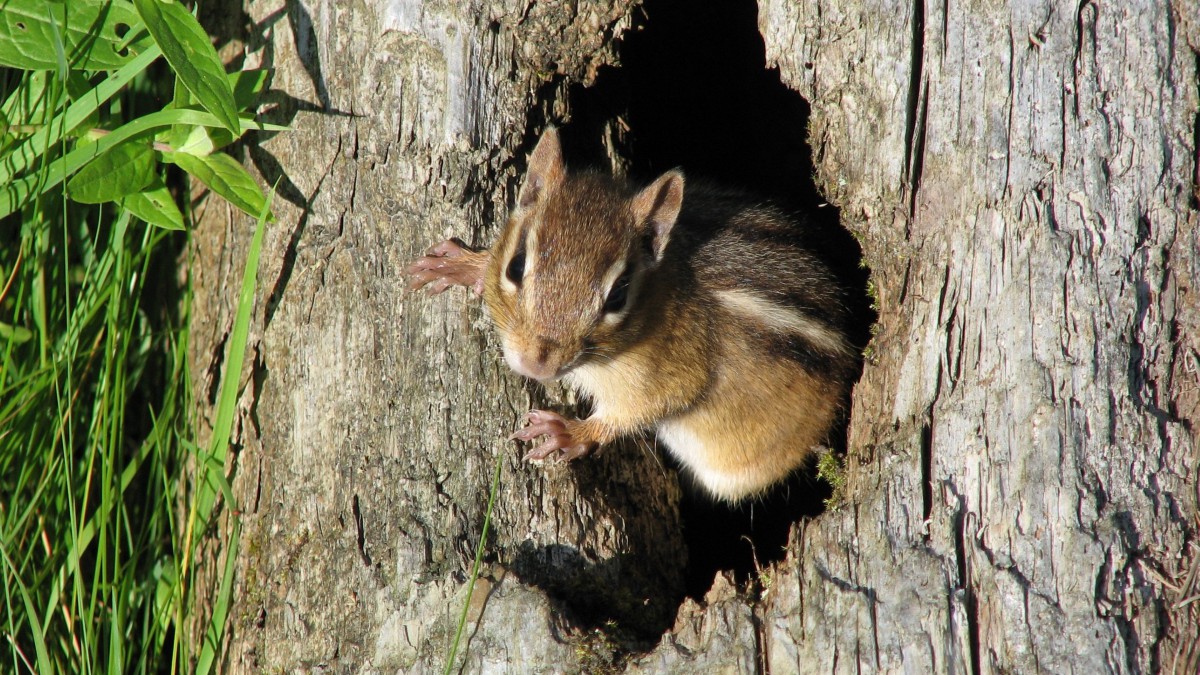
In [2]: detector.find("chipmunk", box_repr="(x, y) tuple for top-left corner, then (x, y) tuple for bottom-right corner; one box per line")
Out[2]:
(407, 128), (857, 502)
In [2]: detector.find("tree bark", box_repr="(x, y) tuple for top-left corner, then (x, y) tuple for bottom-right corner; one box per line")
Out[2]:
(750, 1), (1200, 671)
(189, 0), (1200, 672)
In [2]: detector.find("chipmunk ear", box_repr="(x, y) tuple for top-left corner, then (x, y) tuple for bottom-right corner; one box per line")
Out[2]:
(632, 169), (685, 261)
(517, 127), (565, 209)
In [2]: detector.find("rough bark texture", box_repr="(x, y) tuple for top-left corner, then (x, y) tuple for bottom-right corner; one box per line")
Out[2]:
(750, 0), (1200, 672)
(189, 0), (1200, 672)
(190, 0), (690, 670)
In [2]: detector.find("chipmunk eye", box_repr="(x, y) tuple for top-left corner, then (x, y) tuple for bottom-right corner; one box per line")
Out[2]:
(506, 248), (526, 286)
(603, 269), (632, 314)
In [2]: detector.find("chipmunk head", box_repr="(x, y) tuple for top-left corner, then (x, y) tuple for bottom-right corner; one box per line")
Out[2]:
(484, 128), (684, 383)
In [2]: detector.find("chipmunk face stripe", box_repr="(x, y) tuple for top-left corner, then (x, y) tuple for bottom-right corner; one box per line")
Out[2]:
(598, 258), (630, 324)
(715, 288), (850, 357)
(521, 222), (542, 315)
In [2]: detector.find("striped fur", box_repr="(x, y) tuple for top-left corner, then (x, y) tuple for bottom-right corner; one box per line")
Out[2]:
(477, 129), (858, 501)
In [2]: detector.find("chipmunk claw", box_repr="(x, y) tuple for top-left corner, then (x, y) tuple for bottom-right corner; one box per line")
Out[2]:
(405, 238), (487, 295)
(512, 410), (596, 461)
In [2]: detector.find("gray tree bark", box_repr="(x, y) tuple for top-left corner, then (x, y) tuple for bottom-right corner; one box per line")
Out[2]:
(189, 0), (1200, 672)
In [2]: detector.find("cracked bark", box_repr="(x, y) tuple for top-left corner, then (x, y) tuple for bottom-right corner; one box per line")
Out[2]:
(188, 0), (1199, 672)
(755, 0), (1200, 671)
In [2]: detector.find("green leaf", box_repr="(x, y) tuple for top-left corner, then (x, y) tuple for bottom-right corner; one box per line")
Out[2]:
(166, 70), (269, 150)
(173, 151), (273, 221)
(0, 0), (155, 70)
(170, 125), (216, 156)
(165, 120), (235, 156)
(0, 321), (34, 343)
(122, 180), (185, 230)
(133, 0), (239, 135)
(66, 140), (156, 203)
(0, 106), (281, 218)
(230, 69), (270, 110)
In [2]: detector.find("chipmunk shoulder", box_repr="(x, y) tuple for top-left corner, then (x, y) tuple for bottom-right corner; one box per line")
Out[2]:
(408, 128), (857, 502)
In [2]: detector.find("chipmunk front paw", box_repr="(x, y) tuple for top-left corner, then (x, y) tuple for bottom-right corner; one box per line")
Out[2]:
(510, 410), (597, 461)
(405, 239), (488, 296)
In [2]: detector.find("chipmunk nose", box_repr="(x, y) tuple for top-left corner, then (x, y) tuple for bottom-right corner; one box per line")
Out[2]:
(503, 336), (566, 382)
(534, 336), (559, 364)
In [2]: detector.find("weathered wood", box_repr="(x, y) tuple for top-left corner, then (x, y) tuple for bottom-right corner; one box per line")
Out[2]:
(189, 0), (690, 670)
(188, 0), (1200, 671)
(755, 0), (1200, 671)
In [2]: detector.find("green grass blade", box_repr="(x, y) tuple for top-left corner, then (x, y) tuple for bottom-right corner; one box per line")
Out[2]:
(194, 518), (238, 675)
(43, 2), (69, 82)
(0, 543), (53, 674)
(444, 452), (504, 675)
(207, 190), (269, 466)
(193, 185), (272, 675)
(0, 44), (162, 187)
(132, 0), (239, 135)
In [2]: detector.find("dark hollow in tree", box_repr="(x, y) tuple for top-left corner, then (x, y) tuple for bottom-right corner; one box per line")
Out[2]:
(563, 0), (874, 600)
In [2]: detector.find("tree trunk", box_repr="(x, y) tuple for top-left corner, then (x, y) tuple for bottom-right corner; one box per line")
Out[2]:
(189, 0), (1200, 672)
(750, 1), (1200, 672)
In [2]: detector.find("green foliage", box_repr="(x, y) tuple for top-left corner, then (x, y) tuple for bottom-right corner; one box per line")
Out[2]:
(171, 151), (274, 221)
(816, 450), (847, 508)
(0, 1), (279, 672)
(0, 0), (282, 223)
(66, 140), (156, 202)
(132, 0), (240, 134)
(0, 0), (155, 71)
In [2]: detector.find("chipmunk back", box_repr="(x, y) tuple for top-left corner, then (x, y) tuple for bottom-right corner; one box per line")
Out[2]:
(408, 128), (857, 502)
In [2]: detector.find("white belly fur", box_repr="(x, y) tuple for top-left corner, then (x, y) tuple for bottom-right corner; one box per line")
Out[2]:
(656, 419), (760, 501)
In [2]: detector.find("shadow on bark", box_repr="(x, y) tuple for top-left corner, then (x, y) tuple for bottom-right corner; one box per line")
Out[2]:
(510, 542), (678, 645)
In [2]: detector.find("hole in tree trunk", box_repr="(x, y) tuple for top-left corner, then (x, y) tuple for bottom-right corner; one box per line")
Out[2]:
(540, 0), (873, 614)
